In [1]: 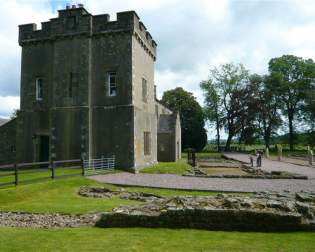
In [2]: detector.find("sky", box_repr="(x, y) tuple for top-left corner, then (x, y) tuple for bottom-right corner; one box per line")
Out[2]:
(1, 0), (315, 138)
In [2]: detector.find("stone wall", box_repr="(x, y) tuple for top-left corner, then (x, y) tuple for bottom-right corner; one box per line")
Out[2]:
(0, 119), (16, 165)
(157, 113), (181, 162)
(8, 6), (181, 169)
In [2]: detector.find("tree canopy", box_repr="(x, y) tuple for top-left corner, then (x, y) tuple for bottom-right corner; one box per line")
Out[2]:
(161, 87), (207, 151)
(268, 55), (315, 150)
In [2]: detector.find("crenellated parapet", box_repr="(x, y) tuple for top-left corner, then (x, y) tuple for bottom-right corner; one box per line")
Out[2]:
(18, 6), (157, 59)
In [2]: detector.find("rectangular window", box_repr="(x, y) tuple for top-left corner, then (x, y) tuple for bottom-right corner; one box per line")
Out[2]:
(108, 72), (117, 96)
(144, 132), (151, 155)
(142, 78), (147, 102)
(36, 78), (43, 101)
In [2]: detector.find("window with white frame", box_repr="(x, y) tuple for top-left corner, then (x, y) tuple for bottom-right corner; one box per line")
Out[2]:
(108, 72), (117, 96)
(36, 78), (43, 101)
(144, 132), (151, 155)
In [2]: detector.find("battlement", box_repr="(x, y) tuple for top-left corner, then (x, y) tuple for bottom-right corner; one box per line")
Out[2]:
(18, 5), (157, 56)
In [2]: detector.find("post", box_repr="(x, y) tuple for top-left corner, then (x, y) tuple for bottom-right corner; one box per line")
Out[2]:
(265, 147), (269, 159)
(277, 144), (282, 161)
(81, 158), (85, 176)
(307, 146), (313, 166)
(51, 160), (55, 179)
(192, 150), (196, 167)
(14, 163), (18, 186)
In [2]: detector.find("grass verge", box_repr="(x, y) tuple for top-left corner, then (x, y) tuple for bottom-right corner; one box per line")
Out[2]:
(0, 176), (244, 214)
(0, 227), (315, 252)
(140, 159), (191, 174)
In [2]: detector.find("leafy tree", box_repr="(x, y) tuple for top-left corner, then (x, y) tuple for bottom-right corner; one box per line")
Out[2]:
(200, 80), (222, 151)
(10, 109), (19, 120)
(268, 55), (315, 150)
(202, 63), (250, 151)
(161, 87), (207, 151)
(254, 74), (281, 148)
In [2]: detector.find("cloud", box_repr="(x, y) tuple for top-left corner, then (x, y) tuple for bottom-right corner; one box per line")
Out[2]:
(1, 0), (315, 127)
(0, 96), (20, 118)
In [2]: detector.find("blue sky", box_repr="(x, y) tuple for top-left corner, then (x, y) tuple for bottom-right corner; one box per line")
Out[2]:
(1, 0), (315, 138)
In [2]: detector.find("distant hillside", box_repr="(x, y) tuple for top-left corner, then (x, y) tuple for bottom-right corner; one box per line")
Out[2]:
(0, 118), (8, 126)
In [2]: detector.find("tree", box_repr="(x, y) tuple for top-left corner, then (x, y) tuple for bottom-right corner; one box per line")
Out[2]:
(253, 74), (281, 148)
(200, 80), (222, 151)
(202, 63), (250, 151)
(161, 87), (207, 151)
(268, 55), (315, 150)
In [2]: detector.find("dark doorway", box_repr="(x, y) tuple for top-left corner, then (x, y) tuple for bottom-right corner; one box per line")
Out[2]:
(39, 135), (50, 162)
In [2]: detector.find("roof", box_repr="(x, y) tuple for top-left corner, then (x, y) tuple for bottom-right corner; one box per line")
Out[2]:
(0, 118), (9, 127)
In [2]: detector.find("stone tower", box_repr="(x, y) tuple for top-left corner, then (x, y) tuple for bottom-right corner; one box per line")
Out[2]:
(17, 5), (159, 169)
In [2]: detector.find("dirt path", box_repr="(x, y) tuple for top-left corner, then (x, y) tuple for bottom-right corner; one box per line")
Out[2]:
(223, 153), (315, 179)
(89, 172), (315, 193)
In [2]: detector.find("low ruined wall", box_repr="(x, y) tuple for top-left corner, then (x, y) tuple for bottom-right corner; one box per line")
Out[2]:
(96, 209), (311, 231)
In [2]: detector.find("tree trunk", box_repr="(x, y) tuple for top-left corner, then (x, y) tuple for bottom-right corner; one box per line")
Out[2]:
(215, 112), (220, 152)
(225, 134), (233, 152)
(288, 111), (294, 151)
(264, 126), (271, 149)
(216, 125), (220, 152)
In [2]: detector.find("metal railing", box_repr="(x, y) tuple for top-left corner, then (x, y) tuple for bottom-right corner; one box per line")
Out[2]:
(0, 155), (116, 188)
(83, 156), (115, 175)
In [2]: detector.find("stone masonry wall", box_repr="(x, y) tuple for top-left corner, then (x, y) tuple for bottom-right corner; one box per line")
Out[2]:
(0, 119), (16, 165)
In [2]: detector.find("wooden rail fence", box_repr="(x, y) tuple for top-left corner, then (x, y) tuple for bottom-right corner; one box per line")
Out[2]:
(0, 156), (115, 187)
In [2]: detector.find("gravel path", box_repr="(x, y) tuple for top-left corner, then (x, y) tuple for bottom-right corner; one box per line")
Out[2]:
(224, 153), (315, 178)
(89, 173), (315, 193)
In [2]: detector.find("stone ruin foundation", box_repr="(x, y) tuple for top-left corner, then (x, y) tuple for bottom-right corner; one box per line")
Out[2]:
(1, 187), (314, 231)
(82, 187), (315, 231)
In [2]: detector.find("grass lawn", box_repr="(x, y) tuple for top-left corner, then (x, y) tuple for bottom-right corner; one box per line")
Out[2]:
(181, 152), (222, 159)
(0, 175), (313, 251)
(140, 159), (191, 174)
(0, 167), (83, 186)
(0, 176), (239, 214)
(141, 153), (223, 175)
(1, 227), (315, 252)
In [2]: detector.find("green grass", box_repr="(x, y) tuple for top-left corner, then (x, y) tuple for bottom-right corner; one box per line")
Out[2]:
(140, 153), (223, 175)
(0, 167), (83, 186)
(181, 152), (222, 159)
(1, 227), (315, 252)
(140, 159), (191, 174)
(0, 176), (241, 214)
(0, 177), (141, 214)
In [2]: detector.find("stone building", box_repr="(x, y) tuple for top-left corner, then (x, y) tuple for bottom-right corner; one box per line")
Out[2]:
(0, 5), (181, 170)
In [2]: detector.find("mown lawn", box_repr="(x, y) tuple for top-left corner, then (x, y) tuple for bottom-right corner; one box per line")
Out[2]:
(181, 152), (222, 159)
(0, 176), (236, 214)
(140, 159), (192, 174)
(0, 167), (83, 186)
(0, 176), (314, 251)
(1, 227), (315, 252)
(141, 153), (223, 175)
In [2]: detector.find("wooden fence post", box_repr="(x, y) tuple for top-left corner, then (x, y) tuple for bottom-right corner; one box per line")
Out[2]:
(14, 163), (18, 186)
(51, 160), (55, 179)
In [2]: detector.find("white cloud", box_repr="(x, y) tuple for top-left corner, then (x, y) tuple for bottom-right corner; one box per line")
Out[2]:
(1, 0), (315, 130)
(0, 96), (20, 118)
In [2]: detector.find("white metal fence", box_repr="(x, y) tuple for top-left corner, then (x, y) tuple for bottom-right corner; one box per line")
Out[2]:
(83, 156), (115, 175)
